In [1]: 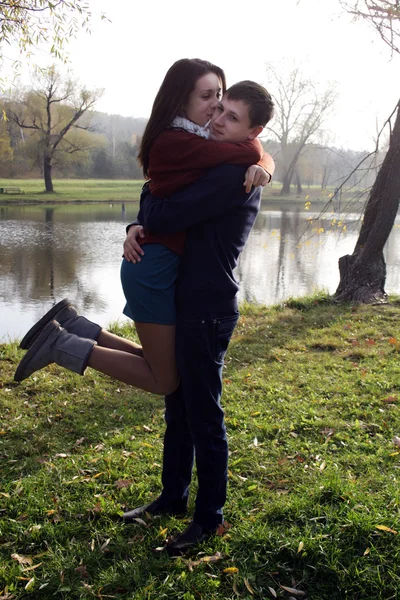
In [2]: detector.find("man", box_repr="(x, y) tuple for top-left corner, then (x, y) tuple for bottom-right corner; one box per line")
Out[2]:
(122, 81), (275, 556)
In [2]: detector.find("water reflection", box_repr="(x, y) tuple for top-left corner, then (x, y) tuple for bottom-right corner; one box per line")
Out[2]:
(1, 203), (399, 341)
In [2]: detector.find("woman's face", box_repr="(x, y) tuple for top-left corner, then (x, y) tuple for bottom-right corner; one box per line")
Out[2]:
(182, 73), (223, 126)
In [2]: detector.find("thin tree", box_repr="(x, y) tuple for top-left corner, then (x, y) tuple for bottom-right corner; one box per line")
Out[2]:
(0, 1), (105, 67)
(7, 66), (103, 192)
(334, 0), (400, 302)
(266, 62), (337, 195)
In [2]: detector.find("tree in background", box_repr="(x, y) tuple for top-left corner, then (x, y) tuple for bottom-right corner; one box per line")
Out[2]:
(266, 62), (337, 195)
(0, 1), (104, 68)
(7, 66), (103, 191)
(334, 0), (400, 302)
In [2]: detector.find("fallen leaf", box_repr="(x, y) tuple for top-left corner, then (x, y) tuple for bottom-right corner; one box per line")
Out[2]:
(132, 517), (147, 527)
(253, 437), (258, 446)
(383, 395), (397, 403)
(244, 578), (255, 595)
(363, 547), (370, 556)
(280, 585), (306, 596)
(11, 553), (33, 566)
(319, 461), (326, 471)
(297, 541), (304, 553)
(22, 563), (42, 573)
(233, 581), (240, 596)
(223, 567), (239, 574)
(186, 551), (224, 567)
(75, 565), (89, 579)
(114, 479), (133, 489)
(100, 538), (111, 551)
(25, 578), (35, 592)
(216, 521), (232, 536)
(143, 425), (152, 432)
(375, 525), (398, 534)
(159, 527), (168, 538)
(365, 338), (376, 346)
(393, 436), (400, 447)
(54, 453), (70, 458)
(268, 586), (277, 598)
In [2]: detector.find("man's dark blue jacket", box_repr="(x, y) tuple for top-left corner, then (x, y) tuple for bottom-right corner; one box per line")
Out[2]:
(136, 164), (261, 318)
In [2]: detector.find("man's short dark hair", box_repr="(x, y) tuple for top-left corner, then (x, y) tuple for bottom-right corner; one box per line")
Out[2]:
(225, 80), (274, 128)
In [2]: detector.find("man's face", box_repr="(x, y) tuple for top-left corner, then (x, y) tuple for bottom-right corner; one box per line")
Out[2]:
(209, 96), (263, 142)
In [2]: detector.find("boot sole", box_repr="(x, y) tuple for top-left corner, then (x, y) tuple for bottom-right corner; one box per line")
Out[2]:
(14, 321), (60, 382)
(122, 507), (187, 523)
(19, 298), (70, 350)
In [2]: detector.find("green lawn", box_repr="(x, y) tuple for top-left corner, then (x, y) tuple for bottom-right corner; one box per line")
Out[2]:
(1, 296), (400, 599)
(0, 178), (362, 208)
(0, 179), (145, 203)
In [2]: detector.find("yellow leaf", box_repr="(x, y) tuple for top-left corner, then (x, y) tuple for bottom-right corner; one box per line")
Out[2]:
(363, 548), (370, 556)
(297, 541), (304, 553)
(92, 472), (105, 479)
(22, 563), (42, 573)
(244, 578), (255, 595)
(375, 525), (398, 534)
(159, 527), (168, 538)
(11, 553), (33, 566)
(251, 412), (261, 417)
(142, 442), (154, 448)
(223, 567), (239, 574)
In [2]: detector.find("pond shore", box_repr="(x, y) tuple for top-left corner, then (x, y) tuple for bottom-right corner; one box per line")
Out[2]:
(0, 178), (366, 210)
(1, 296), (400, 598)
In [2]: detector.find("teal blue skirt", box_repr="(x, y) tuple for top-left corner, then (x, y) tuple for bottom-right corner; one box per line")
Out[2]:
(120, 243), (180, 325)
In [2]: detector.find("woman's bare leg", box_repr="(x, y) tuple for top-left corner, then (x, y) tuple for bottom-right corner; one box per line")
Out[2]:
(97, 329), (143, 356)
(87, 323), (178, 395)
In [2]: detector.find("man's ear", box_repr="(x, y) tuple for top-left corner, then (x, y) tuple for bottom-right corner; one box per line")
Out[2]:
(247, 125), (264, 140)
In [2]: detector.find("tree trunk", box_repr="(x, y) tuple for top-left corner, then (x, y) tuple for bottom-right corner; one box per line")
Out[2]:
(335, 102), (400, 303)
(280, 173), (292, 195)
(296, 171), (303, 194)
(44, 156), (53, 193)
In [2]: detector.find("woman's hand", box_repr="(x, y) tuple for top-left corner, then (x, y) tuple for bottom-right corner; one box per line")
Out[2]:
(243, 165), (271, 193)
(123, 225), (145, 263)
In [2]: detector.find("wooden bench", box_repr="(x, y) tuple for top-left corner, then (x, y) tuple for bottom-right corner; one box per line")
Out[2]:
(0, 187), (23, 194)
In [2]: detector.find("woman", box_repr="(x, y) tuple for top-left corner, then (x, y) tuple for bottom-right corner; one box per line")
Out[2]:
(14, 58), (271, 393)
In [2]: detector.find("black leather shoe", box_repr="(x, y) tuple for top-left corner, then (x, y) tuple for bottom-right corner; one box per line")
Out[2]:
(122, 497), (187, 523)
(166, 521), (216, 556)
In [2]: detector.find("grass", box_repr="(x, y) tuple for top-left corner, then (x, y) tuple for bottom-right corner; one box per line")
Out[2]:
(1, 295), (400, 599)
(0, 178), (363, 209)
(0, 179), (145, 203)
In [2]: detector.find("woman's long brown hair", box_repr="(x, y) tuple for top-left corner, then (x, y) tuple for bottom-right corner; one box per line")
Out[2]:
(138, 58), (226, 178)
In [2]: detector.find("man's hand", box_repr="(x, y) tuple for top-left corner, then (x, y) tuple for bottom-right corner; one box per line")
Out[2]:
(123, 225), (145, 263)
(243, 165), (271, 193)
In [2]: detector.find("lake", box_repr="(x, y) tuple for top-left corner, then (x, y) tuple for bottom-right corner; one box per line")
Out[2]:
(1, 202), (400, 342)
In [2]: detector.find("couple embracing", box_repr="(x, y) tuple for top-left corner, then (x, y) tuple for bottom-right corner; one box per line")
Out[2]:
(15, 58), (275, 555)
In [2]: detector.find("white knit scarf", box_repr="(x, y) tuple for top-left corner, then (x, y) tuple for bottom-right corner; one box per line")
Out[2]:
(170, 116), (210, 139)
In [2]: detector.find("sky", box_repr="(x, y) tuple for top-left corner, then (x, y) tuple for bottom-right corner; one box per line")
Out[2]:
(8, 0), (400, 151)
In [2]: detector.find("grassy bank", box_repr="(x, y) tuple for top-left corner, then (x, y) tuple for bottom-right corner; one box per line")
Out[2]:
(0, 179), (144, 203)
(1, 296), (400, 599)
(0, 178), (356, 208)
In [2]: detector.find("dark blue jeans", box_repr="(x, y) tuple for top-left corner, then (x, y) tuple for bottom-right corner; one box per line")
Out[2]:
(159, 313), (239, 529)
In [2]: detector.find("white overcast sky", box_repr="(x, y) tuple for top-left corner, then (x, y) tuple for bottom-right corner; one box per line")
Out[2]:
(10, 0), (400, 150)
